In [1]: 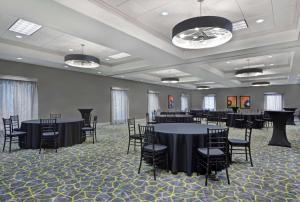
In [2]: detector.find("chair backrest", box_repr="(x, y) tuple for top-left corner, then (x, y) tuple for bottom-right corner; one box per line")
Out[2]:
(40, 119), (57, 134)
(92, 116), (98, 129)
(207, 128), (229, 156)
(2, 118), (12, 136)
(245, 121), (253, 142)
(10, 115), (19, 131)
(138, 124), (155, 148)
(127, 118), (136, 136)
(50, 113), (61, 119)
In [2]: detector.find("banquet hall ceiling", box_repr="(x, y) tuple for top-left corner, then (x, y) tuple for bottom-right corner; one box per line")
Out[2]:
(0, 0), (300, 89)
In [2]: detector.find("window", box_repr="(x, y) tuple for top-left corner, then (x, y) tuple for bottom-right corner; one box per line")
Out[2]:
(0, 79), (38, 129)
(264, 93), (283, 111)
(148, 91), (160, 120)
(203, 94), (216, 111)
(111, 88), (129, 124)
(181, 93), (189, 112)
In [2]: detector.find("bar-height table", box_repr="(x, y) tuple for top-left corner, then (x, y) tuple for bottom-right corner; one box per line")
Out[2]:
(265, 111), (293, 147)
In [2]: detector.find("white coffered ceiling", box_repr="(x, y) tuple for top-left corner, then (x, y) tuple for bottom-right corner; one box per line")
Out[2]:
(0, 0), (300, 89)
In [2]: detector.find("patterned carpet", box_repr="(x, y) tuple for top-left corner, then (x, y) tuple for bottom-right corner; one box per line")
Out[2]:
(0, 121), (299, 202)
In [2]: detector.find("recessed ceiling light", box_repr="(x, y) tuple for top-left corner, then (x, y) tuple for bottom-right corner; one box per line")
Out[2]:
(68, 48), (73, 52)
(252, 81), (270, 87)
(15, 35), (23, 39)
(9, 19), (42, 35)
(196, 85), (210, 90)
(64, 65), (69, 68)
(97, 71), (102, 74)
(270, 64), (274, 66)
(268, 55), (272, 58)
(120, 75), (125, 78)
(161, 77), (179, 84)
(161, 11), (169, 16)
(109, 52), (131, 59)
(232, 20), (248, 31)
(227, 61), (231, 64)
(256, 19), (264, 24)
(235, 68), (263, 77)
(16, 57), (23, 60)
(105, 58), (110, 61)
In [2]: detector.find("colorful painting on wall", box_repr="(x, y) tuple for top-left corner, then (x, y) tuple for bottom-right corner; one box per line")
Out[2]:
(227, 96), (237, 108)
(168, 95), (174, 109)
(240, 96), (251, 109)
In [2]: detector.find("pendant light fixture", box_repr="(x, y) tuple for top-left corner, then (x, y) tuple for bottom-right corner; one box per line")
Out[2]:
(251, 81), (270, 86)
(161, 77), (180, 83)
(196, 85), (210, 90)
(235, 59), (263, 78)
(64, 44), (100, 68)
(172, 0), (233, 49)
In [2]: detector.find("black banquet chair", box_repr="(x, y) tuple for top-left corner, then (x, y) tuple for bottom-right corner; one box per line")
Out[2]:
(2, 118), (27, 153)
(39, 118), (59, 153)
(81, 116), (98, 144)
(197, 128), (230, 186)
(229, 121), (254, 167)
(138, 124), (168, 180)
(127, 118), (141, 154)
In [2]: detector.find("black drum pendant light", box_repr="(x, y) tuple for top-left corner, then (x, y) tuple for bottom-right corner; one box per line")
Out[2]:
(65, 44), (100, 68)
(172, 0), (233, 49)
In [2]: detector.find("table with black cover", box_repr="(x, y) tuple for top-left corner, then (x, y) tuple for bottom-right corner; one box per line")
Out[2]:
(227, 113), (264, 129)
(283, 107), (297, 125)
(155, 115), (193, 123)
(21, 118), (84, 149)
(154, 123), (224, 176)
(265, 111), (293, 147)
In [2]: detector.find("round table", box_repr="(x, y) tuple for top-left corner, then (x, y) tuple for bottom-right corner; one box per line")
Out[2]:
(154, 123), (223, 176)
(265, 111), (293, 147)
(21, 118), (84, 149)
(227, 113), (263, 129)
(155, 115), (193, 123)
(283, 108), (297, 125)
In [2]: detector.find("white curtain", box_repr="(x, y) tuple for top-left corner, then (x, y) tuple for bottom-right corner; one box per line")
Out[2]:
(203, 94), (216, 111)
(181, 93), (189, 112)
(148, 91), (160, 120)
(0, 79), (38, 129)
(264, 93), (283, 111)
(111, 88), (129, 124)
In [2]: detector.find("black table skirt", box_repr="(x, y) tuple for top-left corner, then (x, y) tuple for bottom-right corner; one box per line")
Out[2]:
(20, 119), (84, 149)
(154, 123), (226, 176)
(227, 113), (264, 129)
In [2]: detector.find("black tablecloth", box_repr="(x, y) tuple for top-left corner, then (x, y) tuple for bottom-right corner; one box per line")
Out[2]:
(155, 115), (193, 123)
(154, 123), (223, 176)
(227, 113), (264, 128)
(21, 118), (84, 149)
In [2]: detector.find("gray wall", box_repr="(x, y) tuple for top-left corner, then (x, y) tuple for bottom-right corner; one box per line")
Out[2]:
(191, 85), (300, 113)
(0, 60), (191, 123)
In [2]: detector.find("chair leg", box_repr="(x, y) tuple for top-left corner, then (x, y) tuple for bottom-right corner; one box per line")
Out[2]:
(248, 146), (253, 167)
(245, 147), (248, 161)
(2, 136), (6, 151)
(230, 145), (233, 162)
(95, 130), (97, 142)
(225, 166), (230, 185)
(9, 137), (12, 153)
(153, 157), (156, 181)
(127, 138), (131, 155)
(92, 133), (95, 144)
(138, 153), (143, 174)
(39, 139), (42, 154)
(205, 165), (209, 186)
(55, 139), (58, 153)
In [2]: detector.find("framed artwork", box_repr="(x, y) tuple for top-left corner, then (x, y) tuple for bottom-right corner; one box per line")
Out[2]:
(240, 96), (251, 109)
(227, 96), (237, 108)
(168, 95), (174, 109)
